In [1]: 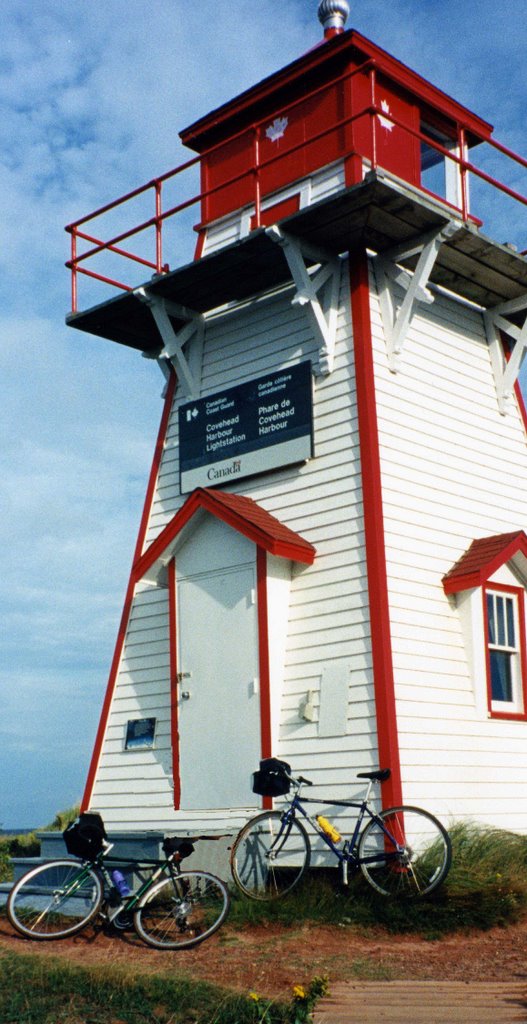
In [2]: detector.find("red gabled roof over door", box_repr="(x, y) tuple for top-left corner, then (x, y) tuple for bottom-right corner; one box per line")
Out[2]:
(134, 487), (316, 581)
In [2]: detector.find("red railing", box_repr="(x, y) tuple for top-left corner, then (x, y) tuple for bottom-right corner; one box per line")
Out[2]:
(66, 61), (527, 314)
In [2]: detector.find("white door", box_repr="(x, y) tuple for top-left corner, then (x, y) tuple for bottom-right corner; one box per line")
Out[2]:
(176, 565), (260, 809)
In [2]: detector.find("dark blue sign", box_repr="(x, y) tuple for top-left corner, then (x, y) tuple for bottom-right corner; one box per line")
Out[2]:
(179, 362), (313, 491)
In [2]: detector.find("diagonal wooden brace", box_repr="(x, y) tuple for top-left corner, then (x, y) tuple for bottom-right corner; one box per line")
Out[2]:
(375, 223), (458, 372)
(266, 225), (342, 375)
(135, 288), (205, 397)
(484, 294), (527, 415)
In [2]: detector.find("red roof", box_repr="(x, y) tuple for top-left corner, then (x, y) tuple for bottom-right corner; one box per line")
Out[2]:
(135, 487), (316, 580)
(442, 531), (527, 594)
(180, 28), (492, 152)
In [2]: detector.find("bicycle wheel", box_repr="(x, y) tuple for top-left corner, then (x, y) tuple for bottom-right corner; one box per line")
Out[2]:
(134, 870), (230, 950)
(7, 859), (103, 939)
(358, 805), (452, 897)
(230, 811), (310, 900)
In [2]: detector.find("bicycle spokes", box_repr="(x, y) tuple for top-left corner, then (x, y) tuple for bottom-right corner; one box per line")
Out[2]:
(358, 807), (451, 897)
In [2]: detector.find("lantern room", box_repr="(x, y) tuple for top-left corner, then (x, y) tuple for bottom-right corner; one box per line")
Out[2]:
(181, 4), (491, 259)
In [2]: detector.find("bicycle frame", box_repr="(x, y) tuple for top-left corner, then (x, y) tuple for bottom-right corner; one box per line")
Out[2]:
(276, 781), (404, 884)
(61, 846), (182, 924)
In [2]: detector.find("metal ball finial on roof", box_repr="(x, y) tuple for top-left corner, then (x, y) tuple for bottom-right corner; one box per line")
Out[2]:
(318, 0), (350, 34)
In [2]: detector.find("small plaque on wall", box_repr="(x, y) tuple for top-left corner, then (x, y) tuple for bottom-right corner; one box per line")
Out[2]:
(125, 717), (156, 750)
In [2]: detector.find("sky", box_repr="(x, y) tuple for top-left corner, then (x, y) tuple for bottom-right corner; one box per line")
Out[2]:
(1, 0), (526, 829)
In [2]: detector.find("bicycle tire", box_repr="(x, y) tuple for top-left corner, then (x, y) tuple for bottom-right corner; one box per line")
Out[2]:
(358, 805), (452, 897)
(134, 870), (230, 950)
(230, 811), (310, 900)
(7, 859), (103, 940)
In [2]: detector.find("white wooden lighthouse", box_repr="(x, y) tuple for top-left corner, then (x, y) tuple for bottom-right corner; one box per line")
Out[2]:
(66, 0), (527, 847)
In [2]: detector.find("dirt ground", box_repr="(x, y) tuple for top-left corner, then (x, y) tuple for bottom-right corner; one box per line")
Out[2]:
(2, 912), (527, 1001)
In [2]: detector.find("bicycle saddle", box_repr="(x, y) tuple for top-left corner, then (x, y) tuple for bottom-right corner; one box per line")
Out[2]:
(357, 768), (391, 782)
(162, 837), (195, 859)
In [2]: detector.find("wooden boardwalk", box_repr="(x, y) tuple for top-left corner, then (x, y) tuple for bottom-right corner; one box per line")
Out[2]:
(315, 981), (527, 1023)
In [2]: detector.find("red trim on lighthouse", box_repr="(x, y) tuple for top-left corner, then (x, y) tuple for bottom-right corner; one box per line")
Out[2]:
(168, 558), (182, 808)
(132, 372), (177, 566)
(349, 253), (403, 810)
(256, 547), (273, 809)
(81, 369), (177, 812)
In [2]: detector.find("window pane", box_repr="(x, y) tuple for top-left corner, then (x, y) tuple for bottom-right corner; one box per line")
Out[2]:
(496, 597), (506, 647)
(487, 593), (495, 644)
(506, 598), (516, 647)
(490, 650), (513, 703)
(420, 141), (446, 197)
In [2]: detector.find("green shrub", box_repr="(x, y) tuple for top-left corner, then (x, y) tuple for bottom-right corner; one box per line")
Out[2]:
(0, 842), (12, 883)
(0, 804), (80, 883)
(41, 804), (80, 833)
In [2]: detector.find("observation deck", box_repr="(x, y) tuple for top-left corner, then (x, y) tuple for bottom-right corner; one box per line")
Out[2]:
(65, 28), (527, 356)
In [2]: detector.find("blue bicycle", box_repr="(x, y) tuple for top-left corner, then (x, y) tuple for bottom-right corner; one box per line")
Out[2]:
(230, 760), (452, 900)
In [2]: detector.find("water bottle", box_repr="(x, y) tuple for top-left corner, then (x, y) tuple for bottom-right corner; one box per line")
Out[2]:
(316, 815), (341, 843)
(111, 869), (131, 898)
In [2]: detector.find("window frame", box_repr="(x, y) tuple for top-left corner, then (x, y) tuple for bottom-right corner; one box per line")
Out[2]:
(482, 583), (527, 720)
(420, 120), (466, 211)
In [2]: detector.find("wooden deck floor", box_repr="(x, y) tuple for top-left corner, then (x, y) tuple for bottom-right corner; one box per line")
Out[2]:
(315, 982), (527, 1023)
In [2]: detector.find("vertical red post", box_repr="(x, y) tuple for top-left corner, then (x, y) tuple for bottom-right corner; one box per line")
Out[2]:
(71, 228), (78, 313)
(349, 252), (403, 810)
(369, 67), (378, 170)
(155, 180), (163, 273)
(253, 125), (261, 229)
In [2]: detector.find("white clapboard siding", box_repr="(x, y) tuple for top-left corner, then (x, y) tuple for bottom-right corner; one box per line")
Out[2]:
(92, 258), (377, 833)
(370, 260), (527, 832)
(89, 587), (173, 818)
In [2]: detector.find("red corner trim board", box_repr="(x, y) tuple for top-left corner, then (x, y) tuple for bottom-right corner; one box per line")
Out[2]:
(349, 254), (403, 810)
(81, 371), (177, 812)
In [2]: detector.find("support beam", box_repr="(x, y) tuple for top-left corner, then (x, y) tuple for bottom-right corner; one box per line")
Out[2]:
(135, 288), (205, 397)
(485, 294), (527, 414)
(266, 225), (342, 375)
(374, 223), (458, 372)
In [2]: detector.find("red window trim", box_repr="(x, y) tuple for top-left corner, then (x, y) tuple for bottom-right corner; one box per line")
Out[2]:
(482, 582), (527, 722)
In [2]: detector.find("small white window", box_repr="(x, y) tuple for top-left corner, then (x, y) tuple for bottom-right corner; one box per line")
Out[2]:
(485, 588), (525, 715)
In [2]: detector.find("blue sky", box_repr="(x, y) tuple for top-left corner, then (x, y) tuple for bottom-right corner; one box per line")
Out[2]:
(1, 0), (526, 828)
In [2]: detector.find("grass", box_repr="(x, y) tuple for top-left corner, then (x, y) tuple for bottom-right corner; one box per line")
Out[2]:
(0, 948), (291, 1024)
(228, 820), (527, 936)
(2, 820), (527, 1021)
